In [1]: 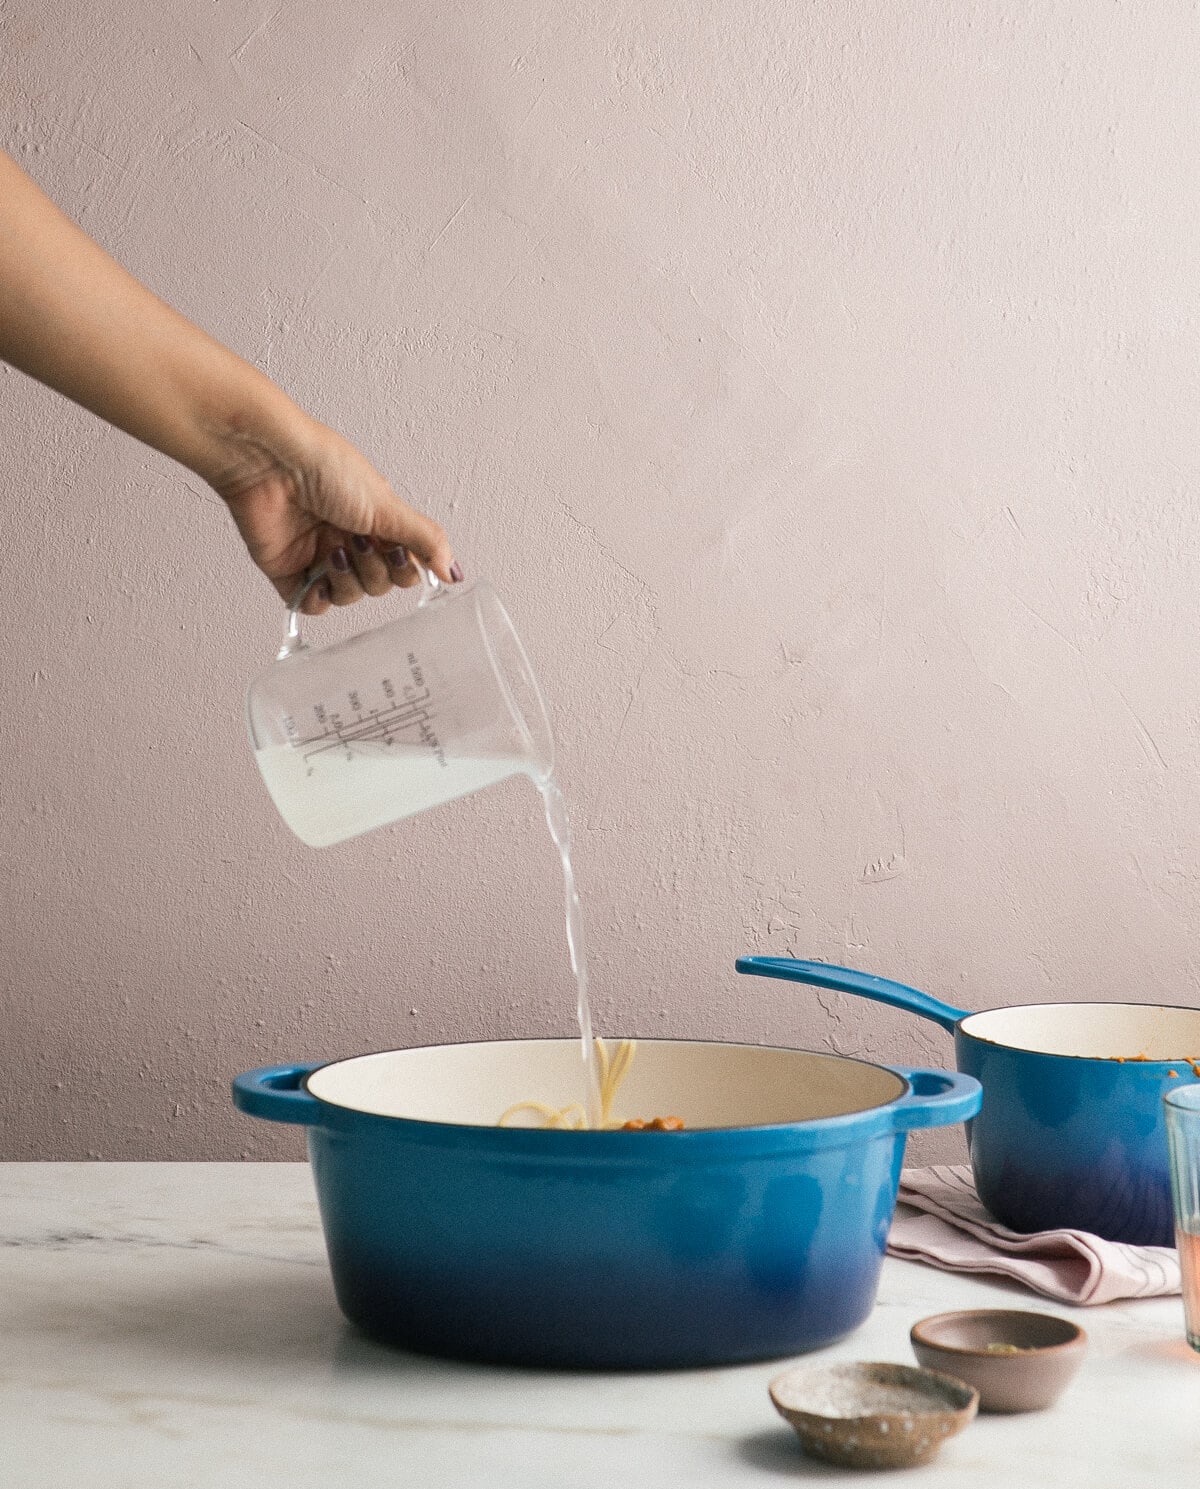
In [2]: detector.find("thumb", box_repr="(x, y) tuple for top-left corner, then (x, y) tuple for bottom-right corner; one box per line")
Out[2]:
(361, 478), (459, 586)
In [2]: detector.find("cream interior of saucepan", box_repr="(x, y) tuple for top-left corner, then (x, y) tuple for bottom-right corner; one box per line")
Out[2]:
(305, 1039), (908, 1128)
(961, 1003), (1200, 1061)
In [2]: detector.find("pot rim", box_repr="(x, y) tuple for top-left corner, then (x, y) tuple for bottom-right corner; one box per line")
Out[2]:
(231, 1037), (979, 1155)
(304, 1036), (907, 1150)
(957, 1001), (1200, 1068)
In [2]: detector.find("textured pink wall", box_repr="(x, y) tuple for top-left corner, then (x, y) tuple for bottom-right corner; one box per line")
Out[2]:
(2, 3), (1199, 1159)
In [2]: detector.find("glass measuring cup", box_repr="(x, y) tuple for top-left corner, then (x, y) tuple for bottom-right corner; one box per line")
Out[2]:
(245, 563), (554, 847)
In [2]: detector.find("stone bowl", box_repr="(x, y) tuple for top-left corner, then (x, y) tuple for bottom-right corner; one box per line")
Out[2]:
(768, 1360), (979, 1469)
(910, 1309), (1087, 1413)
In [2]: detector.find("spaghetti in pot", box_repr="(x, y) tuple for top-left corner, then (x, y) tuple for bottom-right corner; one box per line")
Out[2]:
(496, 1039), (684, 1130)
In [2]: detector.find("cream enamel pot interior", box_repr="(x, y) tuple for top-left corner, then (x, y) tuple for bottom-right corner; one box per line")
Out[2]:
(233, 1036), (980, 1368)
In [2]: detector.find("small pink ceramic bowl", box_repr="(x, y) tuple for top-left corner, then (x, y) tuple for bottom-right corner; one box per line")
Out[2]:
(911, 1309), (1087, 1413)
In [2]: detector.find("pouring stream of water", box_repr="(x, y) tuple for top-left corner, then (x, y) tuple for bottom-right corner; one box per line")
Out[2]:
(540, 777), (603, 1128)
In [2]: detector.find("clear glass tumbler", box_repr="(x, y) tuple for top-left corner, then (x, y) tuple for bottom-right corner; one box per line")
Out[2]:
(1164, 1082), (1200, 1353)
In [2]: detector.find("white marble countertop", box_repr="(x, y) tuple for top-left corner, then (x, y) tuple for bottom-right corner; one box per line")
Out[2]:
(1, 1163), (1197, 1487)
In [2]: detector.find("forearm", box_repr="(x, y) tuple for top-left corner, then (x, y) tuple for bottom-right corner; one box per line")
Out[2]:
(0, 148), (457, 603)
(0, 150), (289, 486)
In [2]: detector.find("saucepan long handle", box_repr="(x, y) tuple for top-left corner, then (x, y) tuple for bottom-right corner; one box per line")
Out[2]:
(734, 956), (968, 1034)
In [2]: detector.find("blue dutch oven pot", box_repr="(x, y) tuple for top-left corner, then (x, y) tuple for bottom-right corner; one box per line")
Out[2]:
(737, 957), (1200, 1246)
(233, 1036), (980, 1368)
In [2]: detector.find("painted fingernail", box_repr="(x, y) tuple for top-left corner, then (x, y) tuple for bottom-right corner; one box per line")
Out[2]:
(351, 534), (372, 554)
(450, 561), (464, 583)
(318, 579), (332, 603)
(386, 546), (409, 568)
(330, 546), (351, 572)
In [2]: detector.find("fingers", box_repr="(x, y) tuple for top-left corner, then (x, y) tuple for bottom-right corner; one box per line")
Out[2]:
(325, 535), (426, 605)
(411, 520), (461, 586)
(322, 538), (413, 606)
(282, 540), (428, 617)
(383, 545), (421, 590)
(277, 526), (463, 618)
(326, 533), (463, 606)
(362, 482), (462, 587)
(348, 533), (393, 597)
(269, 568), (332, 616)
(410, 520), (462, 586)
(325, 544), (363, 606)
(298, 577), (332, 616)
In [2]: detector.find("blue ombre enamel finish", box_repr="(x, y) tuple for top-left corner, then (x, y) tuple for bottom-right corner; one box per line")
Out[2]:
(232, 1056), (980, 1369)
(737, 956), (1197, 1246)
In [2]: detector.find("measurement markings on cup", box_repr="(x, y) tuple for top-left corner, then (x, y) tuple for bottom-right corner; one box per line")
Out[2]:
(296, 686), (438, 767)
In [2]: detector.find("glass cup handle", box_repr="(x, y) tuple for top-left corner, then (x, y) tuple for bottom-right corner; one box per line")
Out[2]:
(276, 556), (443, 661)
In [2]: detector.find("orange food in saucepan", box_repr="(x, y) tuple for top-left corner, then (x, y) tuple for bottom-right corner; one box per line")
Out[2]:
(1111, 1053), (1200, 1077)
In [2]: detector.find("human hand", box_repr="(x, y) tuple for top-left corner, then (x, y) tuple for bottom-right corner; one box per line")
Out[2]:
(0, 149), (461, 614)
(212, 401), (462, 616)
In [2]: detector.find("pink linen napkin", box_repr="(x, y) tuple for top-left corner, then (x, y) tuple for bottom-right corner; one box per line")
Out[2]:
(887, 1164), (1180, 1305)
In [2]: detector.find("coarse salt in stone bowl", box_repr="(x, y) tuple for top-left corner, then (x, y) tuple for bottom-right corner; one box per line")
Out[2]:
(769, 1360), (979, 1469)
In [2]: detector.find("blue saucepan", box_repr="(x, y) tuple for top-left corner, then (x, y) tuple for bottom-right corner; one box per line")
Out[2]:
(737, 956), (1200, 1246)
(233, 1037), (980, 1368)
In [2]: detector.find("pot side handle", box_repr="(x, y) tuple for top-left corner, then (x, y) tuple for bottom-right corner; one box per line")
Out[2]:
(232, 1063), (324, 1126)
(886, 1067), (983, 1132)
(734, 956), (967, 1034)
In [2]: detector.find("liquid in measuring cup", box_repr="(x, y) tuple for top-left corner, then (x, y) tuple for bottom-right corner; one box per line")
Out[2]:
(253, 647), (532, 849)
(256, 742), (528, 849)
